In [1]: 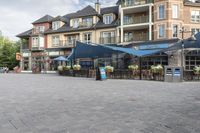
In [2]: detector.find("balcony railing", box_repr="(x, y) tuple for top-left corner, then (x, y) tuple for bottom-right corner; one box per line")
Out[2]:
(31, 45), (45, 51)
(122, 0), (153, 7)
(124, 16), (149, 25)
(99, 37), (117, 44)
(52, 40), (75, 48)
(21, 44), (29, 50)
(124, 33), (149, 42)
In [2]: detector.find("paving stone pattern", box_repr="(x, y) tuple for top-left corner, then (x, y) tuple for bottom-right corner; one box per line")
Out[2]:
(0, 74), (200, 133)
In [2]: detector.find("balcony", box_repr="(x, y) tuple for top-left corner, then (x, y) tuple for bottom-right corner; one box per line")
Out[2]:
(124, 33), (149, 42)
(122, 0), (153, 7)
(31, 46), (45, 51)
(21, 44), (29, 51)
(99, 37), (118, 44)
(52, 40), (75, 48)
(124, 16), (149, 25)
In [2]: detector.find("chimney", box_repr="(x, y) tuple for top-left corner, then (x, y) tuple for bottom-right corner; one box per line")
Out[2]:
(95, 0), (101, 14)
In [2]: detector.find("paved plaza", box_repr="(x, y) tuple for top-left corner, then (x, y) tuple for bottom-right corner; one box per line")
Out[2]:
(0, 74), (199, 133)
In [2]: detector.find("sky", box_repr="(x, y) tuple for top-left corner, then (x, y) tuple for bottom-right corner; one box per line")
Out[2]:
(0, 0), (117, 41)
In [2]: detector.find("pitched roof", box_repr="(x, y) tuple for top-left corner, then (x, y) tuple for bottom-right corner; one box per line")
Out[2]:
(51, 16), (67, 22)
(69, 5), (98, 18)
(101, 6), (119, 15)
(16, 29), (32, 38)
(32, 15), (53, 24)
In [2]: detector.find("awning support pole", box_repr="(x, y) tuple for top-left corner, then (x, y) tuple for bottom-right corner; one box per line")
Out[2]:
(139, 57), (142, 80)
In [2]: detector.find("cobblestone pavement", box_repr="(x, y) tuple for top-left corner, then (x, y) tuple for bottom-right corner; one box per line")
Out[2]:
(0, 74), (199, 133)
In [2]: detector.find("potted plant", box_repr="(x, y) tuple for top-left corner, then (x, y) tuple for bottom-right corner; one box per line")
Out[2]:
(193, 66), (200, 75)
(105, 66), (114, 73)
(128, 65), (139, 78)
(105, 66), (114, 78)
(151, 65), (163, 80)
(73, 64), (81, 71)
(58, 66), (63, 71)
(63, 66), (71, 71)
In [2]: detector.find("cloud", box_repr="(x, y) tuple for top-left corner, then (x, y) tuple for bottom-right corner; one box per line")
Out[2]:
(0, 0), (117, 41)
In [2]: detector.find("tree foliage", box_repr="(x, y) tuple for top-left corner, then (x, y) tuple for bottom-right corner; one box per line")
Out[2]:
(0, 37), (20, 69)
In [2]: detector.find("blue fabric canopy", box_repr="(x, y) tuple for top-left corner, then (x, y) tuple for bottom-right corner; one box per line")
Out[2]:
(53, 56), (68, 61)
(67, 41), (165, 60)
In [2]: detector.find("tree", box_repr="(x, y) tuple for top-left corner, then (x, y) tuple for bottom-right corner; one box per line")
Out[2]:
(0, 37), (20, 69)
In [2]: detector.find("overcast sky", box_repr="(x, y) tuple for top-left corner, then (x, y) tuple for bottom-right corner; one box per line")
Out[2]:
(0, 0), (117, 41)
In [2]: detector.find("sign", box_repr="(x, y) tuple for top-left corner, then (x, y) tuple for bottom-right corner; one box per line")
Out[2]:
(174, 68), (181, 76)
(138, 44), (169, 50)
(99, 67), (107, 80)
(16, 53), (21, 61)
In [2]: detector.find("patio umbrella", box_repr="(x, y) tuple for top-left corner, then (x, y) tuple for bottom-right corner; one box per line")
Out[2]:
(53, 56), (68, 61)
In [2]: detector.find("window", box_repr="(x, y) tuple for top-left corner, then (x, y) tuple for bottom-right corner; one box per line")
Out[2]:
(191, 28), (200, 35)
(158, 25), (165, 38)
(158, 5), (165, 19)
(32, 37), (39, 47)
(35, 26), (45, 33)
(73, 19), (79, 28)
(172, 5), (178, 18)
(124, 16), (133, 25)
(191, 11), (200, 23)
(172, 25), (178, 38)
(124, 32), (133, 42)
(185, 50), (200, 71)
(67, 36), (76, 45)
(125, 0), (133, 6)
(83, 33), (92, 44)
(101, 31), (115, 44)
(103, 14), (113, 24)
(52, 21), (60, 30)
(52, 36), (60, 46)
(82, 18), (93, 27)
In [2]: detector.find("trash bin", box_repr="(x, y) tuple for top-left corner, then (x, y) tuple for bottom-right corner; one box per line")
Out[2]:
(173, 67), (183, 82)
(164, 66), (183, 82)
(164, 67), (173, 82)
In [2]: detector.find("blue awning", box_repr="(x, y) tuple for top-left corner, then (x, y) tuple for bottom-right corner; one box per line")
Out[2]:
(53, 56), (68, 61)
(67, 41), (166, 60)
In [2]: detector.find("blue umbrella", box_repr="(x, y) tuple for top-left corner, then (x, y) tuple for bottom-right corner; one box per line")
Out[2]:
(53, 56), (68, 61)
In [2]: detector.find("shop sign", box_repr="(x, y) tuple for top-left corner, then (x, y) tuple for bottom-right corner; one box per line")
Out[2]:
(138, 44), (169, 50)
(99, 67), (107, 80)
(32, 52), (47, 57)
(49, 51), (60, 56)
(22, 53), (30, 57)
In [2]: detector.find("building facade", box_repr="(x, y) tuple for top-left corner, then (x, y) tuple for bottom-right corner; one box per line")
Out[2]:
(17, 0), (200, 72)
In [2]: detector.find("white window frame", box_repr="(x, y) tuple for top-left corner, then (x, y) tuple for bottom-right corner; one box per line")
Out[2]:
(191, 10), (200, 23)
(73, 19), (79, 28)
(103, 14), (113, 24)
(158, 4), (165, 20)
(172, 4), (178, 19)
(172, 24), (178, 38)
(52, 21), (60, 30)
(52, 35), (60, 46)
(158, 24), (165, 38)
(83, 33), (92, 44)
(32, 37), (39, 47)
(35, 26), (45, 33)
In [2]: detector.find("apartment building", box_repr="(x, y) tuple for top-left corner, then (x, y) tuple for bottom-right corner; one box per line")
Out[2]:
(17, 0), (200, 72)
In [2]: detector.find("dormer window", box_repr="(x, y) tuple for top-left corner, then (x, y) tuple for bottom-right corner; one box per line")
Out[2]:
(73, 19), (79, 28)
(82, 18), (93, 27)
(35, 26), (45, 33)
(103, 14), (113, 24)
(52, 21), (60, 30)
